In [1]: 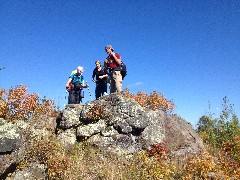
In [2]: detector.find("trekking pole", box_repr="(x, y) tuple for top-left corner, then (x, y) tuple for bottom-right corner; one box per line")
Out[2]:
(85, 81), (92, 100)
(64, 89), (68, 107)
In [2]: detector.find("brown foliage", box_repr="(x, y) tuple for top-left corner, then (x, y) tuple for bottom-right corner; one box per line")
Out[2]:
(0, 85), (57, 121)
(86, 102), (110, 122)
(147, 143), (170, 162)
(122, 87), (175, 113)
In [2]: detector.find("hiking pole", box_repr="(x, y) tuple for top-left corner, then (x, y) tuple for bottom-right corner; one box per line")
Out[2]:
(85, 81), (92, 100)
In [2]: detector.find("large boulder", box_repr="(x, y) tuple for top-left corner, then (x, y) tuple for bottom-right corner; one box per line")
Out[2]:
(0, 118), (52, 179)
(0, 118), (21, 153)
(57, 93), (204, 155)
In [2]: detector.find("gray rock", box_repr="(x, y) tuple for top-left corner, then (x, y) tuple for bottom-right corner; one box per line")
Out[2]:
(59, 104), (83, 129)
(57, 93), (204, 155)
(113, 120), (132, 134)
(101, 126), (119, 137)
(57, 129), (76, 150)
(6, 162), (46, 180)
(0, 119), (20, 153)
(77, 119), (106, 137)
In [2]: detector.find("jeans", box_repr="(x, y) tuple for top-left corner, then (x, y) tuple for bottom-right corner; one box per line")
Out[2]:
(95, 82), (107, 99)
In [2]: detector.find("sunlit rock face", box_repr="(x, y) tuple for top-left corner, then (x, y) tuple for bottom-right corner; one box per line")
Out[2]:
(58, 93), (204, 155)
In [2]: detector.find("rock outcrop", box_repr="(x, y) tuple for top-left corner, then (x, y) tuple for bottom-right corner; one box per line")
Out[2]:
(0, 118), (53, 179)
(57, 93), (204, 155)
(0, 93), (204, 178)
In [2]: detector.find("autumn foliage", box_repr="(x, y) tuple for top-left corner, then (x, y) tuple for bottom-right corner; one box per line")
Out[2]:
(122, 87), (175, 113)
(0, 85), (57, 121)
(86, 101), (110, 122)
(2, 85), (239, 179)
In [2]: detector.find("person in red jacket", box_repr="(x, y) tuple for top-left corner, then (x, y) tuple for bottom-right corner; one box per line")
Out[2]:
(104, 45), (122, 93)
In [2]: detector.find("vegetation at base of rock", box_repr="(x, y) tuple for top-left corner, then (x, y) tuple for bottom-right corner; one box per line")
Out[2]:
(196, 96), (240, 179)
(85, 101), (110, 122)
(1, 85), (239, 179)
(0, 85), (58, 121)
(122, 87), (175, 113)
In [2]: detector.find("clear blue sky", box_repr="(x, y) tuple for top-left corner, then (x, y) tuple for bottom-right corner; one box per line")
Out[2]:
(1, 0), (240, 127)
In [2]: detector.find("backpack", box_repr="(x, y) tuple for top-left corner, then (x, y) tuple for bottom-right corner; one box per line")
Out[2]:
(120, 62), (127, 80)
(71, 73), (84, 91)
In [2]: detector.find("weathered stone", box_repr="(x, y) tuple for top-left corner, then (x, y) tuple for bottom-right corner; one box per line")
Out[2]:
(59, 104), (83, 129)
(0, 119), (20, 153)
(57, 129), (76, 150)
(164, 115), (204, 155)
(57, 93), (204, 155)
(6, 162), (46, 180)
(0, 119), (53, 178)
(101, 126), (119, 137)
(113, 120), (132, 134)
(77, 119), (106, 137)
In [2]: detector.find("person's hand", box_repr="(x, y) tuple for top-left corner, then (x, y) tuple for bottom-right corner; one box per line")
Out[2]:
(92, 78), (95, 82)
(110, 51), (115, 56)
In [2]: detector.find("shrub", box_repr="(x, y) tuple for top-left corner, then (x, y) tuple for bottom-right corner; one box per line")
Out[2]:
(122, 87), (175, 113)
(147, 143), (169, 162)
(197, 97), (240, 147)
(85, 102), (110, 122)
(196, 97), (240, 179)
(0, 85), (57, 121)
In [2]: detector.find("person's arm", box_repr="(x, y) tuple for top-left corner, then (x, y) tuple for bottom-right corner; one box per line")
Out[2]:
(110, 52), (121, 65)
(104, 58), (109, 69)
(81, 79), (89, 88)
(99, 68), (108, 79)
(66, 78), (72, 87)
(99, 74), (108, 79)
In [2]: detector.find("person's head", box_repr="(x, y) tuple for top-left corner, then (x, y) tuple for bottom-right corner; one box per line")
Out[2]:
(95, 60), (102, 68)
(105, 45), (114, 54)
(77, 66), (84, 74)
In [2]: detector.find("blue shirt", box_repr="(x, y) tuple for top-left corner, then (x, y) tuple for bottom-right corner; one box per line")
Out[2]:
(70, 73), (84, 84)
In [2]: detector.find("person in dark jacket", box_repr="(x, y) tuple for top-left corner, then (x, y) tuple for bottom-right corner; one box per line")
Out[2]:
(92, 60), (108, 99)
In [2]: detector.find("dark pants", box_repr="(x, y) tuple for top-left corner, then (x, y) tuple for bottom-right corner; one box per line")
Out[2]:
(95, 82), (107, 99)
(68, 89), (82, 104)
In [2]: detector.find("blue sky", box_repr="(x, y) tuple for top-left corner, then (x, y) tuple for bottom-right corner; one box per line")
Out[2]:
(1, 0), (240, 127)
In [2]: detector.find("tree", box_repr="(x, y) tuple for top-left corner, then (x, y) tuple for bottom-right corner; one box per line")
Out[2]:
(197, 96), (240, 147)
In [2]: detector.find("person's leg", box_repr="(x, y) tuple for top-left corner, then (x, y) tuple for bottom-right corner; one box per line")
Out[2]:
(109, 73), (116, 93)
(102, 82), (108, 95)
(95, 84), (101, 99)
(69, 91), (75, 104)
(113, 71), (122, 93)
(68, 92), (71, 104)
(74, 90), (80, 104)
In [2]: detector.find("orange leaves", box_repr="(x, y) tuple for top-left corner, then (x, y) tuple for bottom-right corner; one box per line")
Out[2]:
(86, 102), (110, 122)
(0, 85), (57, 121)
(0, 88), (7, 117)
(147, 91), (175, 111)
(147, 143), (169, 162)
(122, 88), (175, 113)
(47, 155), (72, 179)
(135, 90), (148, 107)
(181, 152), (219, 179)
